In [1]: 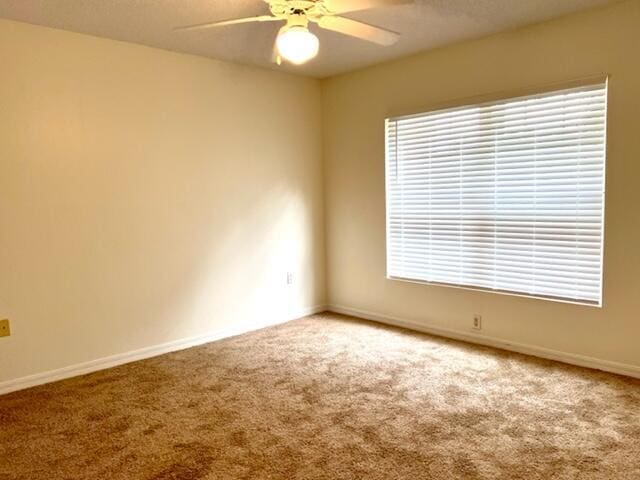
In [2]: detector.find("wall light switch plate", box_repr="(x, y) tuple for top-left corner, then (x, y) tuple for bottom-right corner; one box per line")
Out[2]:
(0, 319), (10, 337)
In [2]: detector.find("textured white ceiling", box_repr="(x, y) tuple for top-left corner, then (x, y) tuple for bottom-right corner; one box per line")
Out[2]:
(0, 0), (620, 78)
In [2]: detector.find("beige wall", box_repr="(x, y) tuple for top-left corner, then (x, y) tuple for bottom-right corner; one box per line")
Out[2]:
(0, 19), (325, 383)
(322, 0), (640, 368)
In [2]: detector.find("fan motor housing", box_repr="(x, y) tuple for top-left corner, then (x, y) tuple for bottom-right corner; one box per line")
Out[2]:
(269, 0), (329, 19)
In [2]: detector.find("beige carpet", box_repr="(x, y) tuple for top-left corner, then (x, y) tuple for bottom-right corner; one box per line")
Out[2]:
(1, 312), (639, 479)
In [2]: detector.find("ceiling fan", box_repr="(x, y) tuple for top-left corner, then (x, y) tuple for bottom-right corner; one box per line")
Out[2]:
(175, 0), (411, 65)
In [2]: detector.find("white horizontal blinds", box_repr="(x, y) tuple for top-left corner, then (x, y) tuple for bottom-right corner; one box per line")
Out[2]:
(386, 82), (607, 305)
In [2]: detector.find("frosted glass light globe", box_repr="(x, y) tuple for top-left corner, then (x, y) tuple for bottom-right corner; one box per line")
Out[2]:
(276, 26), (319, 65)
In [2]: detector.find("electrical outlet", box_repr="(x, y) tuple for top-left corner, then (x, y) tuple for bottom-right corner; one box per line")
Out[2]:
(472, 314), (482, 330)
(0, 319), (10, 337)
(286, 272), (294, 285)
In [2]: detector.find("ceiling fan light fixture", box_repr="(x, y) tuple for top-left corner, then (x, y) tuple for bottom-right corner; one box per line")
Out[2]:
(276, 25), (319, 65)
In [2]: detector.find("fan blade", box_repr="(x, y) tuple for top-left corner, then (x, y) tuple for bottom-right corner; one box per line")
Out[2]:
(323, 0), (412, 14)
(317, 15), (399, 46)
(174, 15), (280, 31)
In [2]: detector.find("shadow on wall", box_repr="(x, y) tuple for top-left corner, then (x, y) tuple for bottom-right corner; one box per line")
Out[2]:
(1, 142), (318, 381)
(0, 27), (323, 382)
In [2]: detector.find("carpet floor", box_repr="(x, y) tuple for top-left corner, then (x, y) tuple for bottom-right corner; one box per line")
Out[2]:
(1, 312), (639, 479)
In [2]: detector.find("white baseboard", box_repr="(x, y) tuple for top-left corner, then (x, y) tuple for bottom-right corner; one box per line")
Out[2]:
(6, 302), (635, 396)
(0, 304), (326, 396)
(329, 304), (640, 379)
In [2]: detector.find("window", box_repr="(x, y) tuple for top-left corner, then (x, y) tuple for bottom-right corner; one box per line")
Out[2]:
(385, 82), (607, 305)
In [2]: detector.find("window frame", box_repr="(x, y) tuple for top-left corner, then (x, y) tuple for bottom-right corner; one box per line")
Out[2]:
(384, 76), (609, 307)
